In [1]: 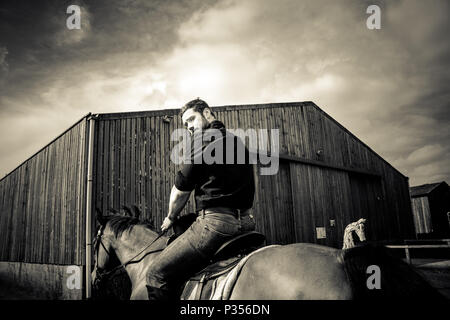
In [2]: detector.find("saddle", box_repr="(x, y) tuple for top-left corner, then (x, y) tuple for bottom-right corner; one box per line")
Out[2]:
(181, 245), (277, 300)
(168, 213), (266, 300)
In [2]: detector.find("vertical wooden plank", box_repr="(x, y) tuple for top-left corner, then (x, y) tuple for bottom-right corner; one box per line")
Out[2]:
(161, 116), (167, 216)
(65, 126), (74, 264)
(135, 118), (141, 211)
(154, 116), (161, 224)
(47, 139), (56, 264)
(11, 165), (22, 261)
(7, 173), (13, 259)
(54, 137), (63, 264)
(79, 119), (88, 265)
(96, 120), (104, 215)
(24, 158), (35, 262)
(67, 125), (75, 265)
(60, 128), (69, 264)
(114, 119), (121, 211)
(36, 147), (44, 263)
(18, 163), (27, 261)
(167, 114), (174, 212)
(50, 140), (59, 263)
(7, 170), (15, 260)
(120, 118), (126, 210)
(31, 150), (40, 262)
(103, 120), (110, 213)
(69, 126), (77, 264)
(145, 116), (152, 220)
(130, 118), (136, 207)
(124, 118), (131, 206)
(139, 117), (146, 215)
(109, 119), (115, 211)
(150, 116), (156, 219)
(73, 122), (81, 264)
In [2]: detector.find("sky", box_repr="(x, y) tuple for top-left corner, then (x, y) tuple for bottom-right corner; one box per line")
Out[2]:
(0, 0), (449, 186)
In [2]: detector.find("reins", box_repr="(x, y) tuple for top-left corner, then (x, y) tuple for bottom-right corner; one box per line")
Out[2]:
(94, 229), (167, 278)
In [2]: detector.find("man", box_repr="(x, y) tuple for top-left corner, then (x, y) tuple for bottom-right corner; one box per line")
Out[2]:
(146, 98), (256, 300)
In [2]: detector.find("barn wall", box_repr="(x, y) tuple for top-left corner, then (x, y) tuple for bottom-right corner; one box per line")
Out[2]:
(92, 102), (414, 247)
(411, 196), (432, 234)
(0, 261), (83, 299)
(91, 113), (196, 231)
(428, 184), (450, 237)
(0, 117), (89, 265)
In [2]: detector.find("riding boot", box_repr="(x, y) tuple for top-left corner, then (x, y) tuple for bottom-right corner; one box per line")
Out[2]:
(146, 285), (170, 301)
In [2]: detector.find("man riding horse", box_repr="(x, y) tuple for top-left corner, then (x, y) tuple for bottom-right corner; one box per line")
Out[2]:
(146, 98), (256, 300)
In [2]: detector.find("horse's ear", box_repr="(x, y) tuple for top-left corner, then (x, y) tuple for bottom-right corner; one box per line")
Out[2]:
(132, 205), (141, 220)
(122, 205), (133, 217)
(95, 208), (106, 225)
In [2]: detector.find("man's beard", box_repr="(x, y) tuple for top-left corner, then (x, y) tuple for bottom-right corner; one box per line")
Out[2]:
(190, 116), (209, 135)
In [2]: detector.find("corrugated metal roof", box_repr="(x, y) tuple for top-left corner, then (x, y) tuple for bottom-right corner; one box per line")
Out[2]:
(410, 182), (444, 197)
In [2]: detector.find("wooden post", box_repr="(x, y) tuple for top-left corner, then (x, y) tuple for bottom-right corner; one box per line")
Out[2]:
(405, 246), (411, 264)
(85, 115), (95, 300)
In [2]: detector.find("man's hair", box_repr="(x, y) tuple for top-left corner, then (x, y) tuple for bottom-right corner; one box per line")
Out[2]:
(180, 98), (215, 117)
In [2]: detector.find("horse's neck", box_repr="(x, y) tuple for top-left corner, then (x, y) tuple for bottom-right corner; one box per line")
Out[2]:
(111, 225), (164, 261)
(343, 227), (355, 249)
(110, 225), (167, 282)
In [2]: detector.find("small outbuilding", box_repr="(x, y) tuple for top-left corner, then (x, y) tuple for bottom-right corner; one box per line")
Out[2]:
(410, 181), (450, 239)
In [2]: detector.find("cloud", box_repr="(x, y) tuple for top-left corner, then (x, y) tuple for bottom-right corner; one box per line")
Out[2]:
(53, 4), (92, 46)
(0, 0), (449, 187)
(0, 46), (8, 70)
(0, 46), (8, 85)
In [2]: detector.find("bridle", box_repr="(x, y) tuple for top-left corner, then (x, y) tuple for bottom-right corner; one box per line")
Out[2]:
(92, 224), (167, 290)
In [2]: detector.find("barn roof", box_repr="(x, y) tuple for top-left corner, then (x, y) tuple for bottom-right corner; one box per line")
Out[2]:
(410, 182), (446, 197)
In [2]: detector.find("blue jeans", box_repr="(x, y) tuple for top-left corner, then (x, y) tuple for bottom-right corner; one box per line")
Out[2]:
(146, 212), (254, 289)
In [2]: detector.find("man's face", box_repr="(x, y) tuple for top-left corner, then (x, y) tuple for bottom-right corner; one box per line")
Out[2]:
(182, 108), (209, 135)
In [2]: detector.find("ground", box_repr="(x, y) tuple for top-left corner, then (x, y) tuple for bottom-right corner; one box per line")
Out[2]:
(0, 278), (41, 299)
(413, 259), (450, 299)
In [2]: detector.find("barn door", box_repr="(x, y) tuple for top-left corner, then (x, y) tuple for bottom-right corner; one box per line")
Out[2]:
(289, 162), (354, 248)
(348, 172), (385, 242)
(254, 160), (296, 245)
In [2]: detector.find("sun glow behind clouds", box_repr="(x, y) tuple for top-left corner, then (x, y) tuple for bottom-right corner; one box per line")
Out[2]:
(177, 65), (224, 95)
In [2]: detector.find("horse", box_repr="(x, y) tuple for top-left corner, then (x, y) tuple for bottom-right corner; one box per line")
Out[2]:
(91, 208), (444, 300)
(342, 218), (367, 249)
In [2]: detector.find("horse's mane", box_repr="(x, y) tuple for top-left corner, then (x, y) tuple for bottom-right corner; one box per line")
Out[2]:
(104, 215), (155, 238)
(99, 206), (155, 238)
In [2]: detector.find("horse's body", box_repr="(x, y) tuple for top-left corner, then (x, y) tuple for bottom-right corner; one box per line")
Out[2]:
(92, 215), (443, 300)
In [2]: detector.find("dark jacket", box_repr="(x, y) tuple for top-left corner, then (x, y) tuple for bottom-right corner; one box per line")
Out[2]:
(174, 120), (255, 211)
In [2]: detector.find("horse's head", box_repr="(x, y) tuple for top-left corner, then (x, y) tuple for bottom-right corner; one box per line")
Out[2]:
(354, 218), (367, 243)
(91, 205), (157, 294)
(91, 209), (121, 292)
(343, 218), (368, 249)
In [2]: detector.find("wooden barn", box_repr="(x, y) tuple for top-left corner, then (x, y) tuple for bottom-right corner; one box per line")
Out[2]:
(410, 181), (450, 239)
(0, 101), (416, 299)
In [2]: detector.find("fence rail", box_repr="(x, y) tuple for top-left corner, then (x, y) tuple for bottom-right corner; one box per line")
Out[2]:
(385, 239), (450, 264)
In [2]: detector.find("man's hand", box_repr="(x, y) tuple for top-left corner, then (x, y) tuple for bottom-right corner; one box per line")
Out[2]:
(161, 216), (174, 232)
(164, 185), (191, 231)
